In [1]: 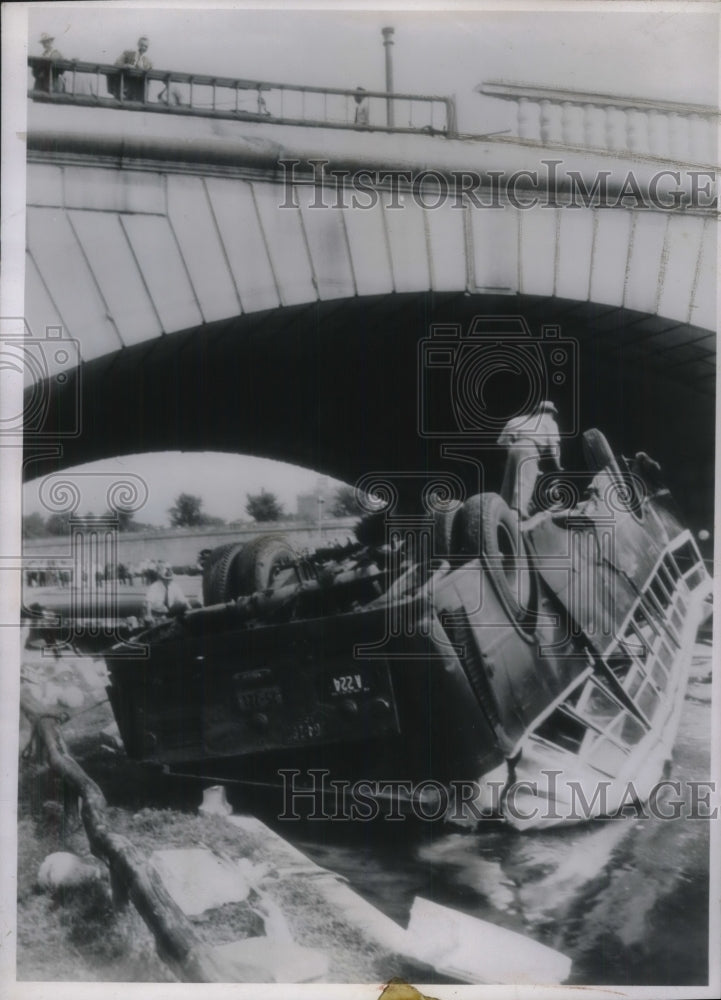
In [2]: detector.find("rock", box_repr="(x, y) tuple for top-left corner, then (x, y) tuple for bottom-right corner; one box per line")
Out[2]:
(58, 684), (84, 709)
(41, 683), (62, 706)
(74, 659), (109, 691)
(22, 679), (44, 702)
(37, 852), (99, 892)
(208, 937), (329, 982)
(21, 664), (43, 683)
(198, 784), (233, 817)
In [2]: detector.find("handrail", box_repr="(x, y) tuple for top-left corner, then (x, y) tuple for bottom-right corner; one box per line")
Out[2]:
(477, 80), (719, 164)
(479, 81), (720, 119)
(28, 56), (457, 137)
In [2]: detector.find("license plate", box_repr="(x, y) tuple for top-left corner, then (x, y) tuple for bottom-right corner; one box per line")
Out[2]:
(328, 671), (370, 697)
(236, 686), (282, 712)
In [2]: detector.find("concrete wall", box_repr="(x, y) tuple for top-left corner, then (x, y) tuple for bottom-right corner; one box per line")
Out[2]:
(23, 517), (359, 570)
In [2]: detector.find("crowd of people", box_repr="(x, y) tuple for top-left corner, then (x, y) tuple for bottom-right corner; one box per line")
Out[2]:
(23, 557), (200, 588)
(24, 560), (71, 589)
(24, 557), (194, 625)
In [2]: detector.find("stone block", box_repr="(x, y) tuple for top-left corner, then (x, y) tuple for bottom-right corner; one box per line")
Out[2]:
(208, 936), (329, 982)
(149, 848), (251, 916)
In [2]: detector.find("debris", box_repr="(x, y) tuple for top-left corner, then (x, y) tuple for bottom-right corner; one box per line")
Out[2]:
(149, 848), (251, 916)
(250, 888), (294, 942)
(37, 852), (99, 892)
(74, 658), (109, 691)
(41, 682), (62, 706)
(403, 896), (571, 984)
(57, 684), (85, 709)
(100, 721), (123, 750)
(198, 784), (233, 817)
(206, 937), (329, 982)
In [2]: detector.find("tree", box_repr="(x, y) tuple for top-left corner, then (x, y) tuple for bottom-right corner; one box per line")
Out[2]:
(106, 508), (137, 532)
(246, 489), (284, 522)
(22, 512), (49, 538)
(44, 512), (72, 536)
(168, 493), (206, 527)
(330, 484), (364, 517)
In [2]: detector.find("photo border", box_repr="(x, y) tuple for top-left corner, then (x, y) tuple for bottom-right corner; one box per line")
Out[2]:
(2, 2), (719, 998)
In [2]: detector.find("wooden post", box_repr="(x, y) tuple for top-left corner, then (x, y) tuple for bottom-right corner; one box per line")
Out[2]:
(20, 690), (241, 982)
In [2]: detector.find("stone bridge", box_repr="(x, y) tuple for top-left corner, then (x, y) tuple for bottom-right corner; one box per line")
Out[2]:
(21, 69), (718, 524)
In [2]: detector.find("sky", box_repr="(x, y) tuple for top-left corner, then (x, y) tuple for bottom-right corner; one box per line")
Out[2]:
(24, 453), (343, 526)
(17, 1), (721, 526)
(26, 3), (720, 112)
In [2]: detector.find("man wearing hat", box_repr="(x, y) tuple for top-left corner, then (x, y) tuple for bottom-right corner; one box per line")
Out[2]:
(111, 36), (152, 101)
(144, 563), (190, 620)
(353, 87), (370, 126)
(33, 33), (65, 94)
(497, 401), (562, 517)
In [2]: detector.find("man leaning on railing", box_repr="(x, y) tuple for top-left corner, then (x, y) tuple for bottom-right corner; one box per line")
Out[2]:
(353, 86), (370, 126)
(108, 35), (152, 101)
(32, 32), (66, 94)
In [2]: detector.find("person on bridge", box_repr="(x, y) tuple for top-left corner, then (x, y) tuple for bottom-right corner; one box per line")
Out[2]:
(144, 563), (190, 620)
(33, 33), (66, 94)
(111, 36), (152, 101)
(353, 86), (370, 126)
(498, 401), (563, 518)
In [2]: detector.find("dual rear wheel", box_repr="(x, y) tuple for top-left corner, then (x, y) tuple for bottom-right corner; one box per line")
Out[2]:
(203, 493), (532, 624)
(202, 495), (533, 628)
(202, 534), (298, 605)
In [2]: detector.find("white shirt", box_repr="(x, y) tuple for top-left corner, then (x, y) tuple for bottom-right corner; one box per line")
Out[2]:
(145, 578), (189, 616)
(497, 411), (560, 460)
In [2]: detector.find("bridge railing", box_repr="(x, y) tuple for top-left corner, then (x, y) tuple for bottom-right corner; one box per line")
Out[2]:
(478, 82), (719, 164)
(28, 57), (457, 137)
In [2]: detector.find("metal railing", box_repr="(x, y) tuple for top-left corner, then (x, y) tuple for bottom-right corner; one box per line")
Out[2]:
(478, 81), (719, 163)
(28, 57), (457, 137)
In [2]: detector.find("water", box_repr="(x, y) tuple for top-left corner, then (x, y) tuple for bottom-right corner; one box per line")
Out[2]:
(29, 586), (709, 986)
(284, 660), (712, 986)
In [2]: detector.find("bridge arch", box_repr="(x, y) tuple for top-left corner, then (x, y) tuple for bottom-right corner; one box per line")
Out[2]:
(23, 102), (716, 525)
(25, 290), (714, 527)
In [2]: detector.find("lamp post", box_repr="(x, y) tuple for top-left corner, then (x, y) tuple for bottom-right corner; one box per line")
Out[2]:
(317, 495), (325, 541)
(382, 26), (395, 128)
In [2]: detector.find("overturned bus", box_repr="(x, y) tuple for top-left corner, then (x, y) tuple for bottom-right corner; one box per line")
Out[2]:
(104, 429), (711, 829)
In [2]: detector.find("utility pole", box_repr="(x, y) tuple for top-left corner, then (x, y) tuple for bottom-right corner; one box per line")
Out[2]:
(317, 495), (325, 541)
(382, 26), (395, 128)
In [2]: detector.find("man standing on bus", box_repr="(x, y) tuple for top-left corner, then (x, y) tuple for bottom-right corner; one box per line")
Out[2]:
(498, 401), (562, 518)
